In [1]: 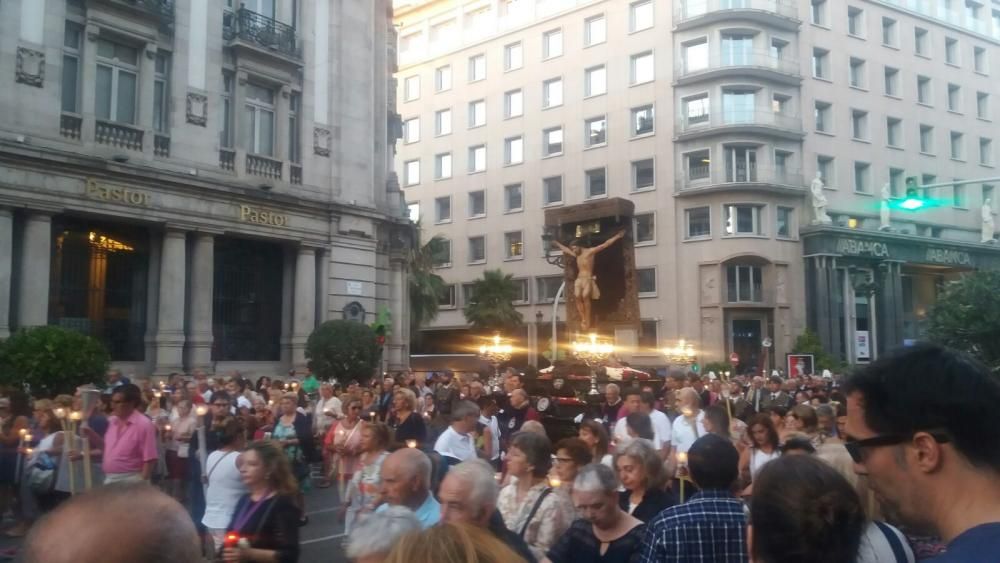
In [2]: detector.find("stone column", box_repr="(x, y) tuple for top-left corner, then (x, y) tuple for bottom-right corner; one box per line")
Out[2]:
(186, 233), (214, 372)
(154, 229), (187, 374)
(18, 213), (52, 327)
(806, 255), (840, 360)
(139, 43), (157, 158)
(876, 261), (904, 357)
(143, 230), (162, 374)
(315, 248), (330, 327)
(0, 209), (13, 338)
(291, 247), (316, 371)
(279, 247), (294, 366)
(387, 255), (408, 370)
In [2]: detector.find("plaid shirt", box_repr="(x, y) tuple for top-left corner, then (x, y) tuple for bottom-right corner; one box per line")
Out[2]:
(638, 489), (749, 563)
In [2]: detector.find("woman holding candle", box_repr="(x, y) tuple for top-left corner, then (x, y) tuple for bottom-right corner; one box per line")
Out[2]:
(272, 393), (312, 526)
(360, 390), (377, 420)
(0, 393), (31, 525)
(615, 439), (672, 523)
(387, 388), (427, 449)
(325, 399), (364, 487)
(342, 422), (390, 532)
(9, 407), (62, 536)
(167, 399), (197, 503)
(222, 441), (299, 563)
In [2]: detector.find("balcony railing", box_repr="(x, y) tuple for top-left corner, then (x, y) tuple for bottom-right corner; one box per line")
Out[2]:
(246, 153), (282, 180)
(60, 114), (82, 140)
(675, 110), (804, 136)
(154, 134), (170, 158)
(675, 50), (800, 79)
(679, 166), (804, 191)
(290, 164), (302, 185)
(224, 7), (301, 60)
(95, 120), (144, 151)
(675, 0), (798, 24)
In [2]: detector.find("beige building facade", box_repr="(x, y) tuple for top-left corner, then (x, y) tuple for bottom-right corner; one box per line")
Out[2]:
(395, 0), (1000, 373)
(1, 0), (412, 377)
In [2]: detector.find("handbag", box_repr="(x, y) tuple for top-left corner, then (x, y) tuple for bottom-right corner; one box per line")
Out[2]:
(28, 452), (58, 494)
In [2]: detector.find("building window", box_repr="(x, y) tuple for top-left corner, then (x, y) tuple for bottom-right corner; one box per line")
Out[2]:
(404, 160), (420, 186)
(504, 89), (523, 118)
(244, 83), (275, 156)
(683, 38), (709, 73)
(884, 67), (899, 96)
(584, 15), (606, 46)
(637, 268), (656, 295)
(889, 167), (904, 197)
(543, 127), (564, 156)
(948, 84), (962, 112)
(536, 276), (563, 302)
(686, 150), (711, 181)
(686, 206), (711, 238)
(61, 21), (83, 113)
(438, 284), (457, 308)
(288, 92), (300, 163)
(468, 54), (486, 82)
(921, 174), (937, 199)
(981, 137), (993, 166)
(727, 264), (763, 303)
(435, 196), (452, 223)
(468, 190), (486, 218)
(435, 153), (452, 179)
(468, 236), (486, 263)
(978, 92), (990, 119)
(917, 76), (932, 105)
(632, 159), (655, 191)
(881, 17), (897, 46)
(772, 94), (791, 115)
(504, 42), (523, 71)
(776, 206), (794, 238)
(815, 101), (831, 132)
(505, 183), (523, 212)
(945, 37), (959, 65)
(683, 94), (710, 127)
(915, 27), (929, 56)
(817, 155), (835, 185)
(435, 65), (451, 92)
(722, 32), (753, 65)
(407, 202), (420, 223)
(886, 117), (902, 147)
(630, 51), (654, 84)
(586, 168), (607, 198)
(404, 75), (420, 101)
(951, 131), (965, 160)
(984, 184), (995, 208)
(854, 161), (871, 193)
(96, 39), (139, 125)
(585, 116), (607, 147)
(431, 240), (452, 268)
(543, 77), (563, 108)
(920, 124), (934, 153)
(812, 48), (829, 79)
(723, 204), (763, 236)
(468, 145), (486, 173)
(630, 0), (653, 32)
(774, 150), (792, 182)
(849, 57), (867, 88)
(725, 146), (757, 182)
(505, 136), (524, 165)
(435, 109), (452, 136)
(403, 117), (420, 144)
(848, 6), (865, 37)
(851, 109), (868, 140)
(585, 65), (607, 97)
(954, 182), (967, 208)
(505, 231), (524, 259)
(634, 213), (655, 244)
(153, 51), (170, 134)
(544, 176), (563, 205)
(462, 283), (477, 305)
(631, 104), (655, 136)
(811, 0), (827, 26)
(975, 46), (988, 74)
(468, 99), (486, 127)
(220, 73), (233, 148)
(543, 28), (563, 59)
(639, 320), (658, 349)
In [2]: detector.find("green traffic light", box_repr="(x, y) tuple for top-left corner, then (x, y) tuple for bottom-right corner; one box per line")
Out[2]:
(900, 198), (925, 210)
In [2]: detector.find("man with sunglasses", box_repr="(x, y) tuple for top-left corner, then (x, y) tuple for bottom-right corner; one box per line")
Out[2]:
(844, 344), (1000, 562)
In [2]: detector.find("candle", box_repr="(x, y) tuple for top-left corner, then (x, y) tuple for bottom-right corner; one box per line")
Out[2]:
(69, 411), (82, 422)
(164, 424), (172, 432)
(548, 477), (562, 488)
(677, 452), (688, 465)
(195, 405), (208, 417)
(24, 434), (33, 443)
(82, 436), (93, 490)
(406, 439), (417, 449)
(54, 408), (66, 420)
(681, 408), (694, 418)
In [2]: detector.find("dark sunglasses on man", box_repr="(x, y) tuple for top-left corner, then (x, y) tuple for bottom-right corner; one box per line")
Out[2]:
(845, 430), (951, 464)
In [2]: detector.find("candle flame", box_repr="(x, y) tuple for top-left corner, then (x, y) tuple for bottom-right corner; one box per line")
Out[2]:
(406, 439), (417, 448)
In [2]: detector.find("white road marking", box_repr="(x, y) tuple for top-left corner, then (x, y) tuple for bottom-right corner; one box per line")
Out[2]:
(301, 532), (346, 545)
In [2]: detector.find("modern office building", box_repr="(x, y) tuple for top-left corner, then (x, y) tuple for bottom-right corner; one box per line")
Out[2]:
(394, 0), (1000, 372)
(0, 0), (412, 376)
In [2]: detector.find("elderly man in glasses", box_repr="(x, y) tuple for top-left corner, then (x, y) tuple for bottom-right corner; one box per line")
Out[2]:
(844, 343), (1000, 562)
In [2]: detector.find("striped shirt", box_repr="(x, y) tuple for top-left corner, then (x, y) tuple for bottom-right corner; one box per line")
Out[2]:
(637, 489), (748, 563)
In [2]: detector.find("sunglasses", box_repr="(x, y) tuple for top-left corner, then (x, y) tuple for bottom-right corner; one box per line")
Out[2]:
(845, 430), (951, 464)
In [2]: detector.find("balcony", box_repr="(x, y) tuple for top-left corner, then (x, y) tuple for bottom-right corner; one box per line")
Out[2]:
(674, 0), (799, 31)
(95, 120), (144, 151)
(675, 110), (805, 142)
(290, 164), (302, 185)
(154, 134), (170, 158)
(678, 165), (805, 196)
(246, 153), (283, 180)
(92, 0), (175, 31)
(675, 50), (801, 86)
(224, 7), (301, 62)
(219, 149), (236, 172)
(60, 114), (82, 140)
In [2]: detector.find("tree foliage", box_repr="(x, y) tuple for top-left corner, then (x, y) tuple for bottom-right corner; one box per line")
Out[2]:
(408, 228), (448, 345)
(306, 320), (381, 384)
(927, 270), (1000, 371)
(792, 329), (846, 372)
(0, 326), (109, 396)
(463, 269), (524, 335)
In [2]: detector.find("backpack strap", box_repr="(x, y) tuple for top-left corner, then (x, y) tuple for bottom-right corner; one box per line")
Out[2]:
(518, 486), (553, 538)
(874, 521), (909, 563)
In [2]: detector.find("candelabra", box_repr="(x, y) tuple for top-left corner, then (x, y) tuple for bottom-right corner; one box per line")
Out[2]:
(478, 333), (513, 393)
(664, 339), (697, 365)
(572, 333), (614, 395)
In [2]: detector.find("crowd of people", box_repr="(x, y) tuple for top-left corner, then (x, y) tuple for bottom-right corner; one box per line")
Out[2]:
(2, 342), (999, 562)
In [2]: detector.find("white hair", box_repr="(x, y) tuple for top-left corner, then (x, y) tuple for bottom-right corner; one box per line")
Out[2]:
(446, 459), (499, 512)
(344, 506), (421, 559)
(574, 462), (620, 494)
(450, 400), (480, 422)
(605, 383), (620, 394)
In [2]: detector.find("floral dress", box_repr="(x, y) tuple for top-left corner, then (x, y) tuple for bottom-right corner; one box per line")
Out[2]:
(273, 419), (310, 492)
(344, 451), (388, 533)
(497, 481), (575, 561)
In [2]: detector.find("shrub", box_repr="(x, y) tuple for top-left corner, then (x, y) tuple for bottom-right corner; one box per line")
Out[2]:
(0, 326), (110, 396)
(306, 320), (381, 384)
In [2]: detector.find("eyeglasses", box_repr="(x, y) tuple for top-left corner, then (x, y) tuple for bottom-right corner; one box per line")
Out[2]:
(845, 431), (951, 464)
(553, 457), (575, 464)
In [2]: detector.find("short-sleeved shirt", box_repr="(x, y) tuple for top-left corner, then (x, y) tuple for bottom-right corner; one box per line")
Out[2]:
(433, 426), (476, 462)
(547, 519), (646, 563)
(103, 410), (159, 474)
(375, 493), (440, 529)
(670, 411), (707, 454)
(926, 523), (1000, 562)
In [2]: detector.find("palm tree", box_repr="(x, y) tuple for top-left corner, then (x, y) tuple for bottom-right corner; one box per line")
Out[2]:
(408, 229), (447, 345)
(463, 269), (524, 335)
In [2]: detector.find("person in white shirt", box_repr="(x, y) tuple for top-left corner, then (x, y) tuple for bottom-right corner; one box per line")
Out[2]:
(478, 398), (502, 470)
(640, 392), (672, 459)
(201, 417), (247, 551)
(313, 382), (342, 435)
(615, 388), (669, 450)
(434, 400), (480, 464)
(671, 387), (708, 457)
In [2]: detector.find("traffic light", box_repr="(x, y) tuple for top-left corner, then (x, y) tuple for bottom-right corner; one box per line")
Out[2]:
(900, 176), (925, 210)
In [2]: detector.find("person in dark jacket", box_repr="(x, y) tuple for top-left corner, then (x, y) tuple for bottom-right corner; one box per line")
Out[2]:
(615, 439), (673, 523)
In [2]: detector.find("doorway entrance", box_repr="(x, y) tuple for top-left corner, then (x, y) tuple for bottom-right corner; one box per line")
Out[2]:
(731, 318), (762, 376)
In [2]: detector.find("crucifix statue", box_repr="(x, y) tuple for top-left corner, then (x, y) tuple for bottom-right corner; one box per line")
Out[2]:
(551, 230), (626, 332)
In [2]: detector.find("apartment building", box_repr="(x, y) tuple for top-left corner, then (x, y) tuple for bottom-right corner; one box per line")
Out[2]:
(394, 0), (1000, 372)
(0, 0), (412, 376)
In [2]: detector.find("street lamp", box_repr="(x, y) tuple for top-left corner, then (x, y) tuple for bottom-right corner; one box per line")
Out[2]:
(572, 333), (614, 395)
(664, 339), (697, 365)
(478, 333), (513, 393)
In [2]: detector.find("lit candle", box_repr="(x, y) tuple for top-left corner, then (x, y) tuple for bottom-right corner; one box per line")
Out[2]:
(82, 436), (92, 490)
(548, 477), (562, 488)
(24, 434), (33, 443)
(154, 391), (162, 398)
(54, 408), (66, 420)
(69, 411), (82, 422)
(681, 408), (694, 418)
(369, 411), (376, 420)
(406, 439), (417, 449)
(195, 405), (208, 417)
(677, 452), (688, 466)
(164, 424), (172, 432)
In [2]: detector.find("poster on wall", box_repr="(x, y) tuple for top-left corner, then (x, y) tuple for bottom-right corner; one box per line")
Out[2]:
(786, 354), (815, 377)
(855, 331), (871, 361)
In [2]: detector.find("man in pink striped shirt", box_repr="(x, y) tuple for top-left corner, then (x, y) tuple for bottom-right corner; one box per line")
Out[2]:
(101, 383), (159, 484)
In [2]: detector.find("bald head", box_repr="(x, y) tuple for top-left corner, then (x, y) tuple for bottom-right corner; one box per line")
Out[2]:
(22, 483), (199, 563)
